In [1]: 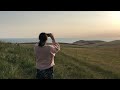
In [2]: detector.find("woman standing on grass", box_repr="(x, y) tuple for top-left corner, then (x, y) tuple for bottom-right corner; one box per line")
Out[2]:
(34, 32), (60, 79)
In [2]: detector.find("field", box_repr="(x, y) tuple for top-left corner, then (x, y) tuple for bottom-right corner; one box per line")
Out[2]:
(0, 41), (120, 79)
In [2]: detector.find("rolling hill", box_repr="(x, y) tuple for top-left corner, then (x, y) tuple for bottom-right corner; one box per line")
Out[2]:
(73, 40), (120, 47)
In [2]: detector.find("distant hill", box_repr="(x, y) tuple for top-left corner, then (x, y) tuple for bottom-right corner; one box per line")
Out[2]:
(73, 40), (105, 46)
(95, 40), (120, 47)
(73, 40), (120, 47)
(109, 40), (120, 44)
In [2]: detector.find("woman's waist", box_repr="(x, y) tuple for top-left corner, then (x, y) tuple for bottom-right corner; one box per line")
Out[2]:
(36, 65), (54, 71)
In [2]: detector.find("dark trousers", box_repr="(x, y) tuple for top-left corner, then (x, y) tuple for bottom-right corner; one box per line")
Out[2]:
(36, 67), (53, 79)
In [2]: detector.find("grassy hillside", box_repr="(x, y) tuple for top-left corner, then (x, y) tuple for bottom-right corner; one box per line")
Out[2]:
(83, 40), (120, 47)
(0, 42), (35, 79)
(0, 41), (120, 79)
(73, 40), (105, 46)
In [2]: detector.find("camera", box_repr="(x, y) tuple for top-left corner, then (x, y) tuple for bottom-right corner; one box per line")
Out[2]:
(46, 33), (51, 37)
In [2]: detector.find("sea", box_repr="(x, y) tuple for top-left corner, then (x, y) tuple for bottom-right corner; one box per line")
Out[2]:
(0, 38), (116, 44)
(0, 38), (81, 44)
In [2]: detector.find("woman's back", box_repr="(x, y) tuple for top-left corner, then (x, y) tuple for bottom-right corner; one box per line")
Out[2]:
(34, 42), (60, 70)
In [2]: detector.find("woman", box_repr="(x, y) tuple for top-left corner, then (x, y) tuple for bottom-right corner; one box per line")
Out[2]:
(34, 32), (60, 79)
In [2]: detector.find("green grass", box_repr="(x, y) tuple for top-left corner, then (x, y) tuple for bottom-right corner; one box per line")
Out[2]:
(0, 41), (120, 79)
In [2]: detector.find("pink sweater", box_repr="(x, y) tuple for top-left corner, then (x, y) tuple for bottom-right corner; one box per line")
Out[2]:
(34, 41), (60, 70)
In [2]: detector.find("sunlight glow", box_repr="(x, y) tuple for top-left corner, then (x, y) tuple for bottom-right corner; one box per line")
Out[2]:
(110, 11), (120, 25)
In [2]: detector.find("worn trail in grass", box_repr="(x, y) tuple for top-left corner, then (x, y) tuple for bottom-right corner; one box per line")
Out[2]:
(55, 52), (119, 79)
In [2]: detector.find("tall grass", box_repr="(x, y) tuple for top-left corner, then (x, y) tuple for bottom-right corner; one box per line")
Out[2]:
(0, 42), (120, 79)
(0, 42), (35, 79)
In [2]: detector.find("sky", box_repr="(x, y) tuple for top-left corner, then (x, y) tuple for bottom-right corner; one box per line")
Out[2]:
(0, 11), (120, 40)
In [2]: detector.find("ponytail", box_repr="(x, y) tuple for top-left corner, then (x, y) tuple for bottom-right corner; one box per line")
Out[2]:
(38, 40), (45, 47)
(38, 32), (47, 47)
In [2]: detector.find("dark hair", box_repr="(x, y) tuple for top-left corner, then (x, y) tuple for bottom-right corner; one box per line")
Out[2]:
(38, 32), (48, 47)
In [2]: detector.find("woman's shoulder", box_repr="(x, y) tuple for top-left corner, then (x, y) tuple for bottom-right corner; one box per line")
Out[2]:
(45, 44), (54, 49)
(34, 43), (57, 49)
(34, 43), (39, 47)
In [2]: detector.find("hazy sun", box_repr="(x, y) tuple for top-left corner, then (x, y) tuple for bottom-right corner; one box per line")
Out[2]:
(110, 11), (120, 24)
